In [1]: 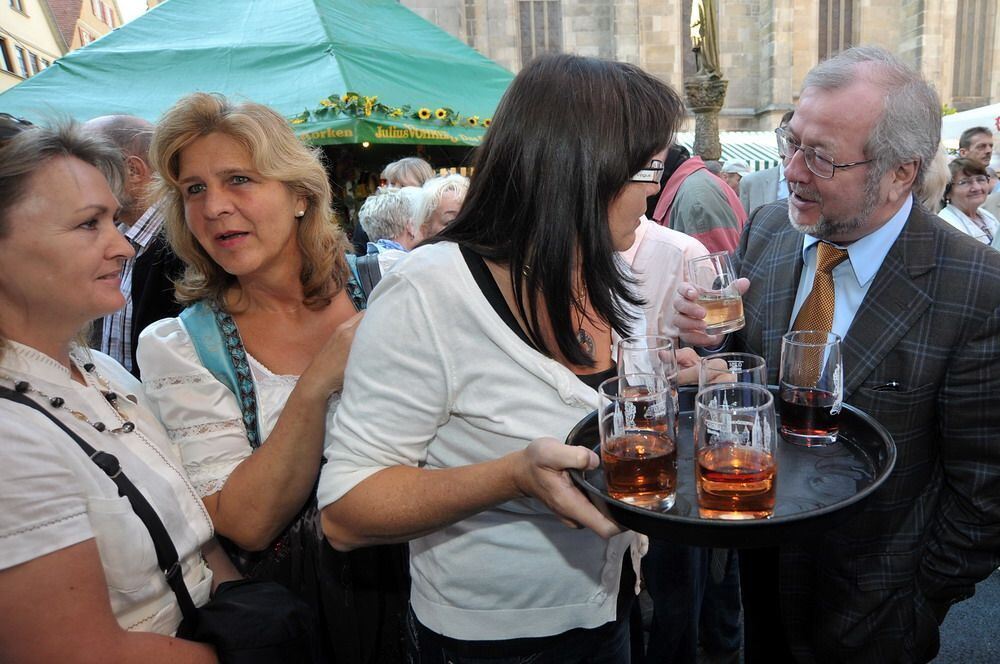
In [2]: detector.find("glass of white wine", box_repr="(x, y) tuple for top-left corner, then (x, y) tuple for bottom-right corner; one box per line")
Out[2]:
(688, 252), (745, 335)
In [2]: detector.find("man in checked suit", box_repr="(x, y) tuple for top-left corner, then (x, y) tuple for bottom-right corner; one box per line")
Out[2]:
(674, 46), (1000, 662)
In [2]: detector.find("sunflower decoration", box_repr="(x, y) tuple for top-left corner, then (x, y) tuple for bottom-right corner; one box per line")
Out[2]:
(362, 96), (378, 117)
(466, 115), (479, 127)
(434, 108), (448, 120)
(388, 107), (405, 118)
(483, 118), (491, 128)
(417, 107), (432, 120)
(290, 111), (310, 125)
(342, 93), (359, 104)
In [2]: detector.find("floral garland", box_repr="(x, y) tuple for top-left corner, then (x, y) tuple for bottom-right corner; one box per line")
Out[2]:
(290, 92), (491, 128)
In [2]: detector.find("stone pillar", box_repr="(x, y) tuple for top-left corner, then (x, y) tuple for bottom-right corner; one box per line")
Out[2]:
(684, 75), (728, 160)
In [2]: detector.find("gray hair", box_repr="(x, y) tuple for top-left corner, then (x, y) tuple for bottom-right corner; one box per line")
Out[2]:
(419, 174), (470, 229)
(381, 156), (434, 187)
(358, 186), (425, 242)
(0, 122), (125, 238)
(916, 145), (950, 212)
(84, 114), (154, 161)
(803, 45), (940, 191)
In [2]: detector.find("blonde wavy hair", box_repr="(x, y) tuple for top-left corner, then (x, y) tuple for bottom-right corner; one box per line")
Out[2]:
(149, 93), (350, 311)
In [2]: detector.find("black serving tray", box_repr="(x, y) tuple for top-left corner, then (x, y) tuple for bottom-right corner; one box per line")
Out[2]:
(567, 387), (896, 548)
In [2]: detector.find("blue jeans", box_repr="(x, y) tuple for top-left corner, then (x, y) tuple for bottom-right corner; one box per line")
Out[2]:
(405, 608), (631, 664)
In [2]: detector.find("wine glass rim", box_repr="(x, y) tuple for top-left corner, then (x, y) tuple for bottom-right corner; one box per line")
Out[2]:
(690, 250), (734, 261)
(597, 372), (670, 398)
(694, 382), (774, 409)
(700, 351), (767, 367)
(618, 335), (675, 351)
(782, 330), (842, 347)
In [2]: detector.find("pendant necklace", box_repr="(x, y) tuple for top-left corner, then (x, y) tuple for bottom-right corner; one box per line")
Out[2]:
(1, 362), (136, 434)
(573, 289), (596, 358)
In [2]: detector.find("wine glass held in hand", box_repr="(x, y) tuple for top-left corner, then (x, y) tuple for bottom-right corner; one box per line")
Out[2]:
(698, 352), (768, 389)
(694, 383), (777, 520)
(779, 331), (843, 446)
(598, 374), (678, 511)
(687, 252), (745, 335)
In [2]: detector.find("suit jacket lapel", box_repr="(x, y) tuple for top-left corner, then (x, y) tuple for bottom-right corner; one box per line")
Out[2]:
(737, 204), (802, 383)
(841, 208), (935, 398)
(763, 230), (803, 382)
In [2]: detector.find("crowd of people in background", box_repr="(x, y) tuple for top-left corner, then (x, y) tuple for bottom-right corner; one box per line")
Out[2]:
(1, 44), (999, 664)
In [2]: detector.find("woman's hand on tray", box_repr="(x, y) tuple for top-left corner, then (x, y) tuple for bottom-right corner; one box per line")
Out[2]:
(513, 437), (623, 539)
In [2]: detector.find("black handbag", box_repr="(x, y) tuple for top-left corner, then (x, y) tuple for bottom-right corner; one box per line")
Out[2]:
(0, 387), (323, 663)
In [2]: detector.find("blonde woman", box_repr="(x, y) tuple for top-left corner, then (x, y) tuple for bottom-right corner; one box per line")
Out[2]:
(137, 93), (406, 662)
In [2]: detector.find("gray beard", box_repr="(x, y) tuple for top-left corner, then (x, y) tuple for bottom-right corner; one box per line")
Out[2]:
(788, 174), (881, 240)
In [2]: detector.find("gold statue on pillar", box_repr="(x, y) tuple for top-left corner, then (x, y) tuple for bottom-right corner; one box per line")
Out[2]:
(690, 0), (722, 79)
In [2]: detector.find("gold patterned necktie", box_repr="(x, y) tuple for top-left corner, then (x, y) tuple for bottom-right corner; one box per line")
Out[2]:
(793, 242), (849, 332)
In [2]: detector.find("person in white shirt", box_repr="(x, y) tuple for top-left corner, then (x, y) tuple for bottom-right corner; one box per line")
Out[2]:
(319, 53), (694, 662)
(938, 157), (1000, 246)
(0, 118), (231, 661)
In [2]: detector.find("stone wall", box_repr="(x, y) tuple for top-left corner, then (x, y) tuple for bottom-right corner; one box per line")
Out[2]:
(401, 0), (1000, 130)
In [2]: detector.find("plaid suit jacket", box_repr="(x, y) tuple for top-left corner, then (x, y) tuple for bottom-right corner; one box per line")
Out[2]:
(734, 200), (1000, 663)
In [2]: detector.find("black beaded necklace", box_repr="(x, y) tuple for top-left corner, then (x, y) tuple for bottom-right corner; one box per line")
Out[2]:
(1, 362), (136, 435)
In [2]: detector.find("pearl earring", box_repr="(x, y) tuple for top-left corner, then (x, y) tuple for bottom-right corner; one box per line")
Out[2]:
(294, 210), (305, 218)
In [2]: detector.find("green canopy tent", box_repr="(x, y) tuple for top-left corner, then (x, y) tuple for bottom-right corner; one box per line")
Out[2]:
(0, 0), (513, 147)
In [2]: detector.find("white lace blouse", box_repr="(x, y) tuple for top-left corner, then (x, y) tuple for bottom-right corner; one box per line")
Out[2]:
(137, 317), (340, 498)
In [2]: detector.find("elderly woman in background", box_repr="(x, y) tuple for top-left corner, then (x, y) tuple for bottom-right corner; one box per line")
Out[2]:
(419, 173), (469, 237)
(0, 120), (230, 660)
(382, 156), (434, 188)
(358, 186), (426, 273)
(352, 156), (435, 255)
(938, 157), (1000, 246)
(320, 54), (688, 662)
(136, 93), (407, 663)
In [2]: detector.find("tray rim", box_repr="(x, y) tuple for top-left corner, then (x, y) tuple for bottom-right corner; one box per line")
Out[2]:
(567, 387), (897, 538)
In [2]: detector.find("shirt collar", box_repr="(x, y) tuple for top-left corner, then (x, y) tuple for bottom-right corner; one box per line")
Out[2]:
(370, 238), (407, 253)
(123, 201), (165, 248)
(0, 339), (76, 385)
(801, 195), (912, 287)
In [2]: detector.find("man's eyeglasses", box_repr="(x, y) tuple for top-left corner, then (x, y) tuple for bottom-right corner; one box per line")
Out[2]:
(775, 127), (872, 179)
(630, 160), (665, 184)
(952, 176), (990, 188)
(0, 112), (33, 144)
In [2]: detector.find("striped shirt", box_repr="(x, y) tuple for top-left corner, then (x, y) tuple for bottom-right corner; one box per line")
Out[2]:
(100, 204), (165, 372)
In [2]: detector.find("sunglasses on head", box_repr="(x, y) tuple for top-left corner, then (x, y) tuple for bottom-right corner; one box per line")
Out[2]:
(0, 112), (34, 144)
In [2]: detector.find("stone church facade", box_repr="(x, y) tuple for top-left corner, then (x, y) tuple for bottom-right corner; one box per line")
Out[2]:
(401, 0), (1000, 131)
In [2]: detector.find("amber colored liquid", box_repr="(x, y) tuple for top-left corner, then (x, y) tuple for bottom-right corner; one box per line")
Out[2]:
(603, 431), (677, 509)
(779, 386), (839, 445)
(696, 445), (776, 519)
(698, 293), (745, 333)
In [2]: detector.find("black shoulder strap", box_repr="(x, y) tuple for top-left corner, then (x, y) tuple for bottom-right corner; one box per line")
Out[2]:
(354, 252), (383, 298)
(0, 387), (200, 626)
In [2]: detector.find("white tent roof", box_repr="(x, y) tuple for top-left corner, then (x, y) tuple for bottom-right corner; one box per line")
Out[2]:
(675, 131), (780, 172)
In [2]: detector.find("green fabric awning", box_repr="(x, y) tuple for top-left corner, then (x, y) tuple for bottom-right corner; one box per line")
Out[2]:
(0, 0), (513, 147)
